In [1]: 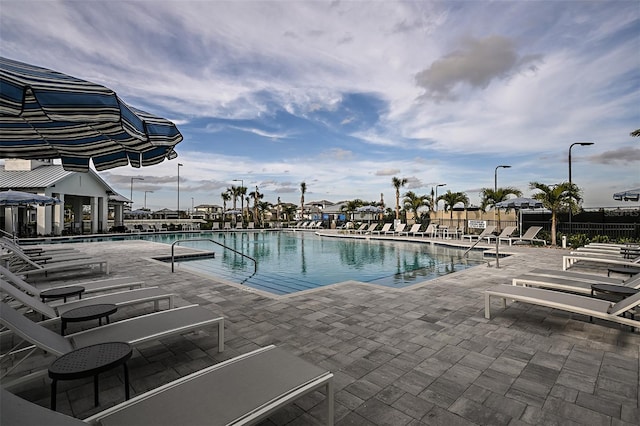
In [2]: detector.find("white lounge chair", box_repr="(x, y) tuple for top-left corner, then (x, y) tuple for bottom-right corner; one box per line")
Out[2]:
(399, 224), (421, 236)
(486, 226), (517, 244)
(462, 225), (496, 242)
(485, 284), (640, 331)
(563, 253), (640, 271)
(387, 223), (405, 235)
(512, 271), (640, 295)
(0, 301), (224, 386)
(358, 223), (378, 234)
(3, 248), (109, 277)
(0, 265), (144, 297)
(1, 279), (174, 323)
(1, 344), (333, 426)
(500, 226), (546, 246)
(351, 223), (367, 234)
(372, 223), (392, 235)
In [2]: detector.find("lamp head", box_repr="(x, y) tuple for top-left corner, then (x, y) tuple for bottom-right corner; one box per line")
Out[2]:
(437, 183), (447, 187)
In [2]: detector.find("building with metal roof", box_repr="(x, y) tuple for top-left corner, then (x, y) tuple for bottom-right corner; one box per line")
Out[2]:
(1, 159), (128, 236)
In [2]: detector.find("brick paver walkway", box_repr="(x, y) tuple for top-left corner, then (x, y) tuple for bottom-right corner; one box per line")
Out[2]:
(3, 233), (639, 425)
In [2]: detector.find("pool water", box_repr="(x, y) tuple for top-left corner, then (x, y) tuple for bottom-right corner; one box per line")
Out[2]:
(144, 231), (486, 295)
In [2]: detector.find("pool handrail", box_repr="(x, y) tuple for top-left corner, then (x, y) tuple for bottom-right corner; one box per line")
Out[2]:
(170, 238), (257, 274)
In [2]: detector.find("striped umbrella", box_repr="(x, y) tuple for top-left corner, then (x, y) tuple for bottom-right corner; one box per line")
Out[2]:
(0, 57), (182, 172)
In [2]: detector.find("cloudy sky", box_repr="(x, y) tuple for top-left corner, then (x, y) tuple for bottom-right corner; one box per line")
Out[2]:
(1, 0), (639, 211)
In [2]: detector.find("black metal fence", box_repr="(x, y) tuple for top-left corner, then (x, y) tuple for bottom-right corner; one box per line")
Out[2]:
(523, 209), (640, 240)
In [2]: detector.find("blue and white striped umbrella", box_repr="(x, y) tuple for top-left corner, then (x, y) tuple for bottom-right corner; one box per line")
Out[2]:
(0, 57), (182, 172)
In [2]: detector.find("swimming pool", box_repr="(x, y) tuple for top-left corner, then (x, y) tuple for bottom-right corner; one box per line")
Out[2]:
(144, 231), (486, 295)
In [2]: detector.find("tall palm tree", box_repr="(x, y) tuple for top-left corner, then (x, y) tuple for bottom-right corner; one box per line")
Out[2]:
(257, 200), (272, 225)
(392, 177), (408, 220)
(439, 190), (469, 221)
(228, 186), (238, 211)
(480, 186), (522, 230)
(402, 191), (429, 223)
(300, 181), (307, 220)
(530, 181), (582, 246)
(249, 186), (263, 225)
(238, 186), (247, 223)
(282, 203), (297, 223)
(221, 191), (231, 225)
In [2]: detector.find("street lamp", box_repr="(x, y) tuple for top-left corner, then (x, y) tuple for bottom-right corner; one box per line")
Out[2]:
(568, 142), (594, 234)
(130, 177), (144, 208)
(144, 190), (153, 210)
(233, 179), (244, 224)
(494, 165), (511, 192)
(177, 163), (183, 218)
(434, 183), (446, 212)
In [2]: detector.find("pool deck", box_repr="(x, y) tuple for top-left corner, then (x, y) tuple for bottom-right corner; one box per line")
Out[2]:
(3, 233), (639, 425)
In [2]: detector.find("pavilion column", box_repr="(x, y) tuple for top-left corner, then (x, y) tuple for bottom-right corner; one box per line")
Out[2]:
(115, 204), (124, 227)
(72, 197), (83, 233)
(4, 207), (13, 236)
(53, 193), (64, 235)
(99, 196), (107, 232)
(91, 197), (99, 234)
(36, 204), (52, 236)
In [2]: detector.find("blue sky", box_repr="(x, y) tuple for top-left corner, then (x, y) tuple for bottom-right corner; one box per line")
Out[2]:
(1, 1), (639, 211)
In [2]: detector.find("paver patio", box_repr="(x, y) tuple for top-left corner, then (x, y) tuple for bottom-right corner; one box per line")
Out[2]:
(2, 234), (639, 425)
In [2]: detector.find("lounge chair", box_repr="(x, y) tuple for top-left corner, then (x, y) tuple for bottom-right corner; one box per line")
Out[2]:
(1, 345), (333, 426)
(246, 222), (255, 229)
(512, 271), (640, 295)
(524, 268), (626, 285)
(357, 223), (378, 234)
(1, 280), (174, 323)
(2, 248), (109, 277)
(462, 225), (496, 242)
(0, 265), (144, 297)
(484, 284), (640, 331)
(563, 253), (640, 271)
(486, 226), (517, 244)
(500, 226), (546, 246)
(351, 223), (368, 234)
(387, 223), (405, 235)
(0, 301), (224, 386)
(235, 222), (244, 230)
(399, 224), (421, 236)
(420, 223), (438, 238)
(211, 222), (220, 230)
(372, 223), (391, 235)
(223, 222), (232, 230)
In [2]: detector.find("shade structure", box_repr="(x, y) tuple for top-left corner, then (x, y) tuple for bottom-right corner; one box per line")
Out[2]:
(0, 56), (182, 172)
(496, 197), (544, 238)
(356, 205), (383, 213)
(613, 188), (640, 202)
(0, 189), (60, 207)
(0, 190), (60, 238)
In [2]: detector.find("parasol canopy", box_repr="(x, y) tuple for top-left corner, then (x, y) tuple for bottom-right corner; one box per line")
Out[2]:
(0, 56), (182, 172)
(356, 205), (383, 213)
(613, 188), (640, 202)
(0, 189), (60, 206)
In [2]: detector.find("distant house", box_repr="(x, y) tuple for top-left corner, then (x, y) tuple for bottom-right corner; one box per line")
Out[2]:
(0, 159), (129, 237)
(152, 208), (179, 220)
(193, 204), (222, 220)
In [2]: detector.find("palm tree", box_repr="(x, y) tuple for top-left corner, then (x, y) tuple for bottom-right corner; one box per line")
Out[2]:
(249, 186), (263, 225)
(402, 191), (429, 223)
(438, 190), (469, 222)
(392, 177), (408, 220)
(530, 181), (582, 246)
(300, 181), (307, 220)
(238, 186), (247, 223)
(221, 191), (231, 225)
(341, 199), (364, 222)
(257, 200), (272, 225)
(480, 186), (522, 230)
(228, 186), (239, 211)
(282, 203), (297, 224)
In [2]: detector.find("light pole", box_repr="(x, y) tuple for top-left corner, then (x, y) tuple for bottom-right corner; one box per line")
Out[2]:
(568, 142), (594, 235)
(233, 179), (244, 224)
(144, 190), (153, 210)
(493, 165), (510, 268)
(434, 183), (446, 223)
(130, 177), (144, 208)
(177, 163), (183, 218)
(494, 165), (511, 192)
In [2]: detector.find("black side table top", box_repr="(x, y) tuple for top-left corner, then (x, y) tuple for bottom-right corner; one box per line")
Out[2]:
(61, 304), (117, 322)
(40, 286), (85, 302)
(49, 342), (132, 380)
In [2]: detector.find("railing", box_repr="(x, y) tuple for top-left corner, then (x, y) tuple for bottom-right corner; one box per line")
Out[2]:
(171, 238), (257, 274)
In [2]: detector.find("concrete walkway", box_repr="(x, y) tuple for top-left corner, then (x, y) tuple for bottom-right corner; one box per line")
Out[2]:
(3, 235), (639, 425)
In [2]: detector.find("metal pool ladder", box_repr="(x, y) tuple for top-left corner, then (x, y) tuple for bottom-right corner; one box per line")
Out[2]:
(170, 238), (257, 274)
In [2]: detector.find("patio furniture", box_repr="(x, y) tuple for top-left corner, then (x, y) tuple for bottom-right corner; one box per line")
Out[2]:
(40, 286), (85, 303)
(563, 253), (640, 271)
(49, 342), (132, 410)
(486, 226), (517, 244)
(500, 226), (546, 246)
(462, 225), (496, 242)
(372, 223), (391, 235)
(60, 304), (117, 335)
(2, 345), (333, 425)
(0, 302), (224, 387)
(484, 284), (640, 331)
(512, 271), (640, 295)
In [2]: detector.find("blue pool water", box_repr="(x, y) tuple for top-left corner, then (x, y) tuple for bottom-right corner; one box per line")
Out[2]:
(142, 231), (486, 295)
